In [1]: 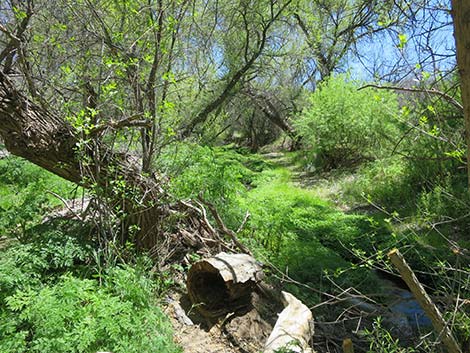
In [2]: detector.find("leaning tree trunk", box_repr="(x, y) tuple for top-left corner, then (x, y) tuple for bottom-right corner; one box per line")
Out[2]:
(451, 0), (470, 189)
(0, 74), (80, 182)
(0, 73), (168, 250)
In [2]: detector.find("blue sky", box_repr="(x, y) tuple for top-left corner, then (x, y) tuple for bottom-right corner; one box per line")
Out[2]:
(348, 1), (455, 83)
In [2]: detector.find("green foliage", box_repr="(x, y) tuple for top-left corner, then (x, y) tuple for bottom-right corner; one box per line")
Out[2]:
(390, 79), (465, 200)
(363, 317), (415, 353)
(160, 143), (268, 226)
(238, 168), (386, 296)
(294, 75), (400, 169)
(1, 274), (178, 353)
(0, 221), (93, 303)
(0, 157), (77, 238)
(340, 156), (414, 209)
(0, 230), (179, 353)
(417, 180), (470, 226)
(0, 158), (178, 353)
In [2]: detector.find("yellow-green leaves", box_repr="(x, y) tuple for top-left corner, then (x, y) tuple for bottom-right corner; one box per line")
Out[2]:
(397, 33), (407, 49)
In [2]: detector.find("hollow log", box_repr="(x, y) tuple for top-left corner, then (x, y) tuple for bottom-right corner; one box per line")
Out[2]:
(186, 252), (264, 318)
(264, 291), (314, 353)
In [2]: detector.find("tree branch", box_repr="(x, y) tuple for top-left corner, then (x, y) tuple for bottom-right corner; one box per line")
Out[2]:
(359, 84), (463, 111)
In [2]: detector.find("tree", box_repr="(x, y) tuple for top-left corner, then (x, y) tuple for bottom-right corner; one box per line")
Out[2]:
(0, 0), (182, 249)
(0, 0), (467, 252)
(451, 0), (470, 188)
(0, 0), (296, 250)
(292, 0), (408, 82)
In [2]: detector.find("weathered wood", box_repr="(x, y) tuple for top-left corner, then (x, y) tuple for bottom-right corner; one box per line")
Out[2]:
(451, 0), (470, 189)
(264, 291), (314, 353)
(388, 249), (462, 353)
(186, 252), (264, 318)
(342, 338), (354, 353)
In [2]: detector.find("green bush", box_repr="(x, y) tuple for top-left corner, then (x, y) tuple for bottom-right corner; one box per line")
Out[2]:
(1, 274), (179, 353)
(0, 221), (93, 301)
(294, 75), (400, 169)
(395, 80), (464, 188)
(0, 236), (179, 353)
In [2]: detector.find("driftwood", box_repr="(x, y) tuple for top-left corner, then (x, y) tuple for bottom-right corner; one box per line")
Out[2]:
(388, 249), (462, 353)
(186, 252), (264, 318)
(264, 291), (314, 353)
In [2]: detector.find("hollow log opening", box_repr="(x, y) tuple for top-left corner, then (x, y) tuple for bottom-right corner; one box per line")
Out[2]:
(187, 268), (230, 313)
(186, 252), (264, 318)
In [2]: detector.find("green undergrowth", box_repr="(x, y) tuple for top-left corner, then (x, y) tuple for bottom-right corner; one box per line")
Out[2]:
(311, 155), (470, 260)
(160, 145), (408, 300)
(0, 156), (79, 238)
(0, 220), (180, 353)
(0, 157), (179, 353)
(160, 143), (270, 227)
(237, 167), (392, 302)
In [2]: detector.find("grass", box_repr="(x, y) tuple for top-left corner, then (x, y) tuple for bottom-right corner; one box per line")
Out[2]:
(0, 156), (80, 238)
(237, 167), (391, 301)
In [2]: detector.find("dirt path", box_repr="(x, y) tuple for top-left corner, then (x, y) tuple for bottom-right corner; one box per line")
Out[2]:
(164, 287), (281, 353)
(165, 293), (242, 353)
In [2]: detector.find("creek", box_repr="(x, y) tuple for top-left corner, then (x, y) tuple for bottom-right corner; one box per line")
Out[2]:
(376, 270), (432, 332)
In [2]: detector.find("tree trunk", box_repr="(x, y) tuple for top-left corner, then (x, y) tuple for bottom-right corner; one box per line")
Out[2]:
(0, 74), (80, 182)
(451, 0), (470, 189)
(0, 73), (168, 250)
(243, 86), (297, 139)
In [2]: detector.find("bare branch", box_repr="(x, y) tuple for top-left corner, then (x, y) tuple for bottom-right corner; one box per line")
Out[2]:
(89, 114), (151, 136)
(197, 194), (253, 256)
(359, 84), (463, 111)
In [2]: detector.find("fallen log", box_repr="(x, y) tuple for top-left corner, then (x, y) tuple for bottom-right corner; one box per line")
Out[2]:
(264, 291), (314, 353)
(186, 252), (264, 318)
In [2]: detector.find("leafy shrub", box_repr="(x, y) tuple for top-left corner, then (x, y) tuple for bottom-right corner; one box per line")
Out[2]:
(0, 236), (179, 353)
(0, 220), (93, 301)
(294, 75), (400, 169)
(1, 274), (179, 353)
(395, 80), (464, 187)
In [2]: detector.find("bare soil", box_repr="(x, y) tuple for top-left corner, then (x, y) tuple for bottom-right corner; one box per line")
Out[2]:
(165, 289), (283, 353)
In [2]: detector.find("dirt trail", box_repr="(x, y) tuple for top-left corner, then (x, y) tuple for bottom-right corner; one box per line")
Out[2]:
(165, 288), (281, 353)
(165, 293), (242, 353)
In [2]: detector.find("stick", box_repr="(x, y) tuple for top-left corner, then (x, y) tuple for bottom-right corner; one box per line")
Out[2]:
(359, 84), (463, 111)
(388, 249), (462, 353)
(197, 195), (253, 256)
(342, 338), (354, 353)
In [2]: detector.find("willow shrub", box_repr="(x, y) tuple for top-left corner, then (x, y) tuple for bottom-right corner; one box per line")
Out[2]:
(294, 75), (400, 169)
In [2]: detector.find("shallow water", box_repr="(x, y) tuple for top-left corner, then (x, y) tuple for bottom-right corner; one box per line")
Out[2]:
(376, 271), (433, 331)
(388, 288), (433, 329)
